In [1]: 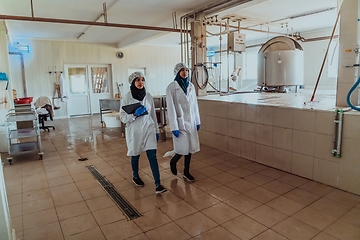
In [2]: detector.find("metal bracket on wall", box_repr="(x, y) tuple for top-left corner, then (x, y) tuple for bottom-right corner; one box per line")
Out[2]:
(332, 109), (345, 158)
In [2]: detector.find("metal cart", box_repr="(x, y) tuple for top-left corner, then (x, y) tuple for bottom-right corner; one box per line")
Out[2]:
(99, 98), (121, 127)
(5, 109), (43, 165)
(153, 95), (167, 141)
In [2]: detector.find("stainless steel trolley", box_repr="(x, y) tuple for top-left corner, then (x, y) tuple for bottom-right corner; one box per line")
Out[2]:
(99, 98), (121, 127)
(5, 108), (43, 164)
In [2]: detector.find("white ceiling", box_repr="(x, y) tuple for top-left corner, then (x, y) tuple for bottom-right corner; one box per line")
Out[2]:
(0, 0), (338, 48)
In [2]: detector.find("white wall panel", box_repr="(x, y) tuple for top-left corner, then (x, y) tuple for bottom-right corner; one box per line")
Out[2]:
(7, 38), (180, 117)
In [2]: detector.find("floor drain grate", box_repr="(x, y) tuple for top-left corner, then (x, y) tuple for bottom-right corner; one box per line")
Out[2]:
(86, 165), (141, 220)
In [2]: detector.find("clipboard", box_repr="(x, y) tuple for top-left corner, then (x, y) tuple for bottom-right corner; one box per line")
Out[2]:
(122, 102), (148, 116)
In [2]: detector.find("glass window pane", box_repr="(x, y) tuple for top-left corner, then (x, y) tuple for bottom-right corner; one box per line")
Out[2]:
(68, 68), (87, 94)
(91, 67), (109, 93)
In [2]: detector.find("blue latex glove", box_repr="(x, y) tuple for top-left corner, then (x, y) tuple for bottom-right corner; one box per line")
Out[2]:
(134, 106), (146, 116)
(196, 125), (200, 131)
(156, 133), (159, 142)
(172, 130), (179, 138)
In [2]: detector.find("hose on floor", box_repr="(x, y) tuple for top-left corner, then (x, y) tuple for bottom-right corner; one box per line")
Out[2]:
(347, 76), (360, 111)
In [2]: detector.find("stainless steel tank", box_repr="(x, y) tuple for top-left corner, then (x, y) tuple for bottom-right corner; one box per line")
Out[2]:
(257, 36), (304, 88)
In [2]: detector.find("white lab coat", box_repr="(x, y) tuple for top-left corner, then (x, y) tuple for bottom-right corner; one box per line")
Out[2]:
(120, 91), (159, 156)
(166, 81), (200, 155)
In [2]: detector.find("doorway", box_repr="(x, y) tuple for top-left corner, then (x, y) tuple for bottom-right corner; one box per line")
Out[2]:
(65, 64), (111, 117)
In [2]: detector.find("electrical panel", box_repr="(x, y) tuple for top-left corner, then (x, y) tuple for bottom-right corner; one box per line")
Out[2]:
(228, 33), (246, 52)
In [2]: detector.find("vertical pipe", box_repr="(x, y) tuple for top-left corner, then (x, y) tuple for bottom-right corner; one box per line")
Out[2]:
(180, 17), (183, 62)
(227, 18), (230, 92)
(20, 53), (27, 97)
(186, 18), (189, 67)
(103, 2), (107, 23)
(30, 0), (34, 18)
(219, 22), (222, 94)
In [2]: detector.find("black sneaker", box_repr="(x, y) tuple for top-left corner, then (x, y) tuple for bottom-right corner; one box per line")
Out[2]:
(170, 161), (177, 175)
(132, 177), (144, 187)
(183, 172), (195, 182)
(155, 185), (167, 194)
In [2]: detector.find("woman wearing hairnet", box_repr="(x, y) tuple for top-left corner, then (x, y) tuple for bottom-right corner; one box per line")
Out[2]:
(120, 72), (167, 194)
(166, 63), (201, 182)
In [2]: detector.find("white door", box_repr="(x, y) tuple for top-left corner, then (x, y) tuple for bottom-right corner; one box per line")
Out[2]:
(65, 65), (91, 116)
(89, 65), (112, 114)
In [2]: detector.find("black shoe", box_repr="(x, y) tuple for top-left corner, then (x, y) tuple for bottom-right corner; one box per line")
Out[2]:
(170, 161), (177, 175)
(132, 177), (144, 187)
(183, 172), (195, 182)
(156, 185), (167, 194)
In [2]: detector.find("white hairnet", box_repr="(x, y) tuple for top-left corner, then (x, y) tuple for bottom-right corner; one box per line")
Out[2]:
(128, 72), (146, 84)
(174, 62), (189, 75)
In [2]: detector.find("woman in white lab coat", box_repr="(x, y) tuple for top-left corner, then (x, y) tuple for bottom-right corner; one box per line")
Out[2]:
(120, 72), (167, 194)
(166, 62), (201, 182)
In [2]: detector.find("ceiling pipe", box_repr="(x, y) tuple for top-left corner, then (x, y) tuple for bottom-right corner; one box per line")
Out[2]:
(0, 14), (186, 33)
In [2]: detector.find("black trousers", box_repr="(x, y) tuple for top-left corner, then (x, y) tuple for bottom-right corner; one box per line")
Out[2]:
(170, 153), (191, 173)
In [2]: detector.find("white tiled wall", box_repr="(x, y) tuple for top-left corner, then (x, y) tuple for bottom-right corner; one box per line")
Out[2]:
(198, 99), (360, 195)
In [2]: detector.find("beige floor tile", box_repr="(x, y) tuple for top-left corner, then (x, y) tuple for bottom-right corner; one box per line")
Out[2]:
(134, 208), (172, 232)
(129, 197), (157, 213)
(102, 218), (143, 239)
(222, 215), (267, 240)
(23, 197), (54, 214)
(184, 192), (221, 210)
(310, 197), (352, 218)
(112, 179), (135, 191)
(60, 213), (98, 238)
(23, 208), (58, 230)
(50, 183), (79, 196)
(272, 217), (320, 240)
(227, 167), (255, 178)
(201, 202), (242, 224)
(71, 172), (95, 182)
(246, 205), (288, 228)
(325, 189), (360, 207)
(75, 178), (99, 191)
(206, 185), (240, 201)
(9, 204), (22, 218)
(146, 191), (182, 208)
(23, 222), (63, 240)
(252, 229), (288, 240)
(244, 187), (279, 203)
(259, 168), (288, 179)
(45, 169), (70, 180)
(193, 226), (239, 240)
(11, 216), (22, 232)
(85, 195), (116, 212)
(119, 187), (145, 201)
(145, 222), (191, 240)
(341, 206), (360, 227)
(92, 206), (126, 226)
(212, 161), (238, 171)
(284, 188), (321, 205)
(80, 186), (107, 200)
(56, 201), (90, 221)
(210, 172), (240, 185)
(175, 212), (218, 237)
(192, 178), (222, 191)
(125, 233), (149, 240)
(311, 232), (340, 240)
(53, 191), (84, 207)
(262, 180), (295, 195)
(266, 196), (306, 215)
(7, 193), (22, 206)
(164, 179), (204, 199)
(225, 194), (262, 213)
(160, 200), (197, 220)
(225, 179), (258, 193)
(68, 227), (106, 240)
(299, 181), (335, 196)
(48, 175), (74, 187)
(22, 188), (52, 203)
(324, 218), (360, 240)
(244, 173), (273, 186)
(278, 174), (309, 187)
(292, 206), (337, 230)
(195, 166), (223, 177)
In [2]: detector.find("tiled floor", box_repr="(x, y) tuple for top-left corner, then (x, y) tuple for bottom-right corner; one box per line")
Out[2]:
(2, 115), (360, 240)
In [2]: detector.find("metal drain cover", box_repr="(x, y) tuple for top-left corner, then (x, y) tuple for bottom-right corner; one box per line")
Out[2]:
(86, 165), (141, 220)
